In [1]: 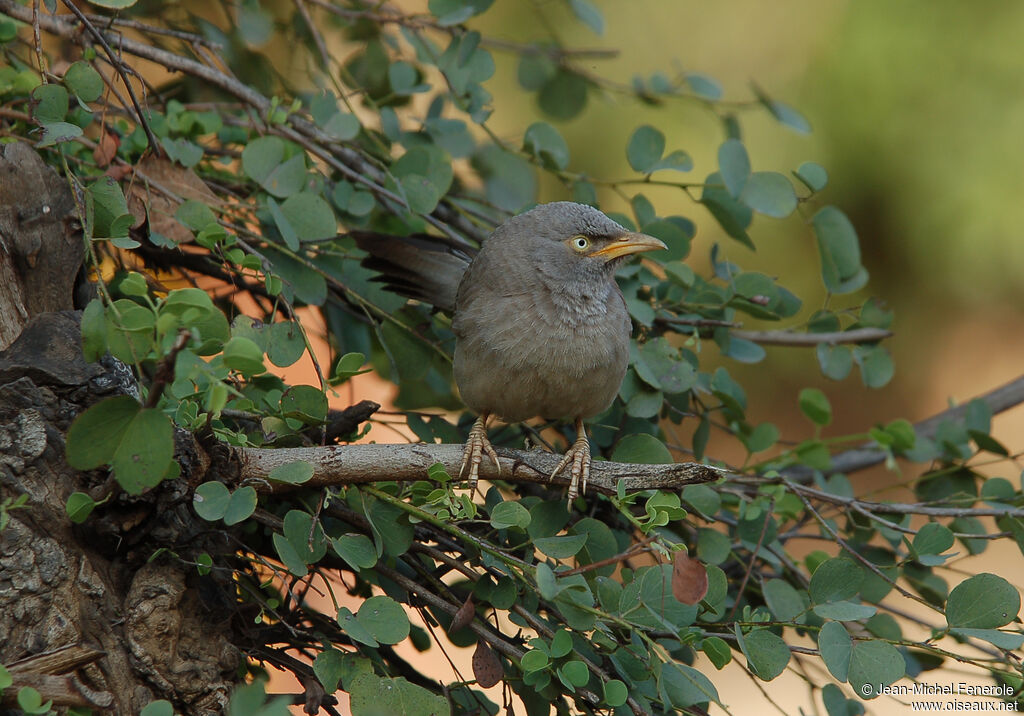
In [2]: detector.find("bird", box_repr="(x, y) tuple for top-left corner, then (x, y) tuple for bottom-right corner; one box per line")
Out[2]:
(354, 202), (666, 502)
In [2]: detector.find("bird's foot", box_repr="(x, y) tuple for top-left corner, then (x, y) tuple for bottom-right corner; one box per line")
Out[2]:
(551, 418), (591, 504)
(459, 412), (499, 494)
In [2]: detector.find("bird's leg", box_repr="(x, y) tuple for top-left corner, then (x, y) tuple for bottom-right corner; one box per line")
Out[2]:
(550, 417), (591, 504)
(459, 411), (500, 494)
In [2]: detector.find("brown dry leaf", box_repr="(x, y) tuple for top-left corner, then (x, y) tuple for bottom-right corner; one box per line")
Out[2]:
(671, 551), (709, 605)
(93, 131), (119, 168)
(449, 594), (475, 633)
(472, 640), (502, 688)
(127, 156), (221, 243)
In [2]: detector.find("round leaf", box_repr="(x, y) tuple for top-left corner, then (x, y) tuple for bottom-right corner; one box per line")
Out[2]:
(818, 620), (852, 681)
(848, 639), (904, 699)
(739, 172), (797, 218)
(627, 125), (665, 173)
(357, 595), (410, 644)
(946, 573), (1020, 629)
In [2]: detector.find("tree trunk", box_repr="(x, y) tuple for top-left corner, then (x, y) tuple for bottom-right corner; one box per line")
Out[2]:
(0, 144), (239, 715)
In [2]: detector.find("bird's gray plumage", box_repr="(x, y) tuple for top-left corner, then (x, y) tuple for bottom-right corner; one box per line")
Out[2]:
(355, 201), (663, 425)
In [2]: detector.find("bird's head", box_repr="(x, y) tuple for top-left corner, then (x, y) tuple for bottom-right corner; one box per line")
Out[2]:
(491, 202), (667, 284)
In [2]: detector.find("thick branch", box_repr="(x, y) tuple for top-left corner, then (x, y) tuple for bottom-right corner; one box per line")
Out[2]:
(237, 443), (727, 494)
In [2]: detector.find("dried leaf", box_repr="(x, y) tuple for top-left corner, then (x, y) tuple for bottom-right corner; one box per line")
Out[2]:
(93, 130), (119, 168)
(472, 640), (502, 688)
(672, 551), (709, 605)
(127, 156), (222, 243)
(449, 594), (475, 633)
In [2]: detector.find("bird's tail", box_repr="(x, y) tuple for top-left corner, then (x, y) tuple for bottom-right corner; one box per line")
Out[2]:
(350, 232), (475, 313)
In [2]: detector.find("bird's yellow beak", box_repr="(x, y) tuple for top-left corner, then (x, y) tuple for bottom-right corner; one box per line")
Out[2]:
(590, 232), (668, 262)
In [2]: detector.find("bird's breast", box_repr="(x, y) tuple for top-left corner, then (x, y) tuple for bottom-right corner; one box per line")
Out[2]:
(452, 286), (631, 421)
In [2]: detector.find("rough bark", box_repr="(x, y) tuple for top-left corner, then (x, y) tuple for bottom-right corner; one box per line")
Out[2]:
(0, 145), (239, 714)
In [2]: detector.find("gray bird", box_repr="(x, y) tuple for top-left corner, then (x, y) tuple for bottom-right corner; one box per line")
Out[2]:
(355, 202), (666, 501)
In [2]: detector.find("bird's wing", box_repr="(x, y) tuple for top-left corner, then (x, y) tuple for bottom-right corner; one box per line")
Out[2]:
(351, 231), (475, 312)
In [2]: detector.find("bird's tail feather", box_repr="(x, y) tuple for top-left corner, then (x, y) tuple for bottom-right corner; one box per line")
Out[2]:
(350, 231), (475, 313)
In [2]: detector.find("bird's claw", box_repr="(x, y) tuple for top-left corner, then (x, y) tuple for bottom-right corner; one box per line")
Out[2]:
(459, 413), (499, 494)
(551, 427), (591, 505)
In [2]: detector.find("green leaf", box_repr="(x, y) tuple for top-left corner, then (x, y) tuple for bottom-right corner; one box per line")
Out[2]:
(265, 321), (306, 368)
(490, 501), (531, 530)
(682, 484), (720, 518)
(313, 649), (345, 692)
(538, 71), (588, 121)
(65, 491), (97, 523)
(65, 395), (140, 470)
(268, 460), (314, 485)
(603, 679), (627, 707)
(193, 481), (230, 521)
(357, 595), (410, 645)
(627, 125), (665, 173)
(700, 173), (754, 248)
(848, 639), (904, 699)
(813, 601), (877, 621)
(334, 352), (369, 382)
(819, 620), (852, 681)
(32, 84), (69, 124)
(139, 701), (174, 716)
(794, 161), (828, 192)
(238, 0), (273, 46)
(273, 532), (308, 577)
(686, 73), (722, 100)
(946, 573), (1020, 629)
(428, 0), (494, 25)
(336, 606), (376, 646)
(473, 145), (536, 211)
(568, 0), (604, 35)
(951, 628), (1024, 651)
(739, 172), (797, 218)
(659, 662), (720, 707)
(763, 579), (806, 622)
(534, 533), (587, 559)
(810, 558), (862, 604)
(348, 673), (450, 716)
(87, 176), (132, 239)
(279, 192), (336, 242)
(332, 534), (378, 571)
(222, 336), (266, 375)
(223, 486), (257, 525)
(740, 628), (790, 681)
(813, 206), (866, 294)
(856, 345), (894, 389)
(64, 61), (103, 102)
(696, 528), (731, 565)
(718, 139), (750, 197)
(242, 137), (306, 198)
(105, 408), (173, 494)
(913, 522), (954, 556)
(817, 343), (853, 381)
(798, 388), (832, 426)
(648, 149), (693, 173)
(701, 637), (732, 670)
(388, 61), (425, 94)
(611, 433), (672, 464)
(523, 121), (569, 170)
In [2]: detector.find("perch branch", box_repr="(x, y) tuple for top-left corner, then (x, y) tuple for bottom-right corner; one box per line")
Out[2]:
(236, 443), (728, 494)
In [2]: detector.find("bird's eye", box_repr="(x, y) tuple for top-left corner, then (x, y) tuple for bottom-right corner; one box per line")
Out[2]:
(571, 236), (590, 251)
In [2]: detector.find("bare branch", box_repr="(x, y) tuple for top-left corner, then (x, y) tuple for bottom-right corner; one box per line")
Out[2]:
(784, 373), (1024, 478)
(237, 443), (728, 494)
(731, 326), (892, 346)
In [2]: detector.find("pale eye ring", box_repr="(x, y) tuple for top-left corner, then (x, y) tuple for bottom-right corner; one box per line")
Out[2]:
(571, 236), (590, 251)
